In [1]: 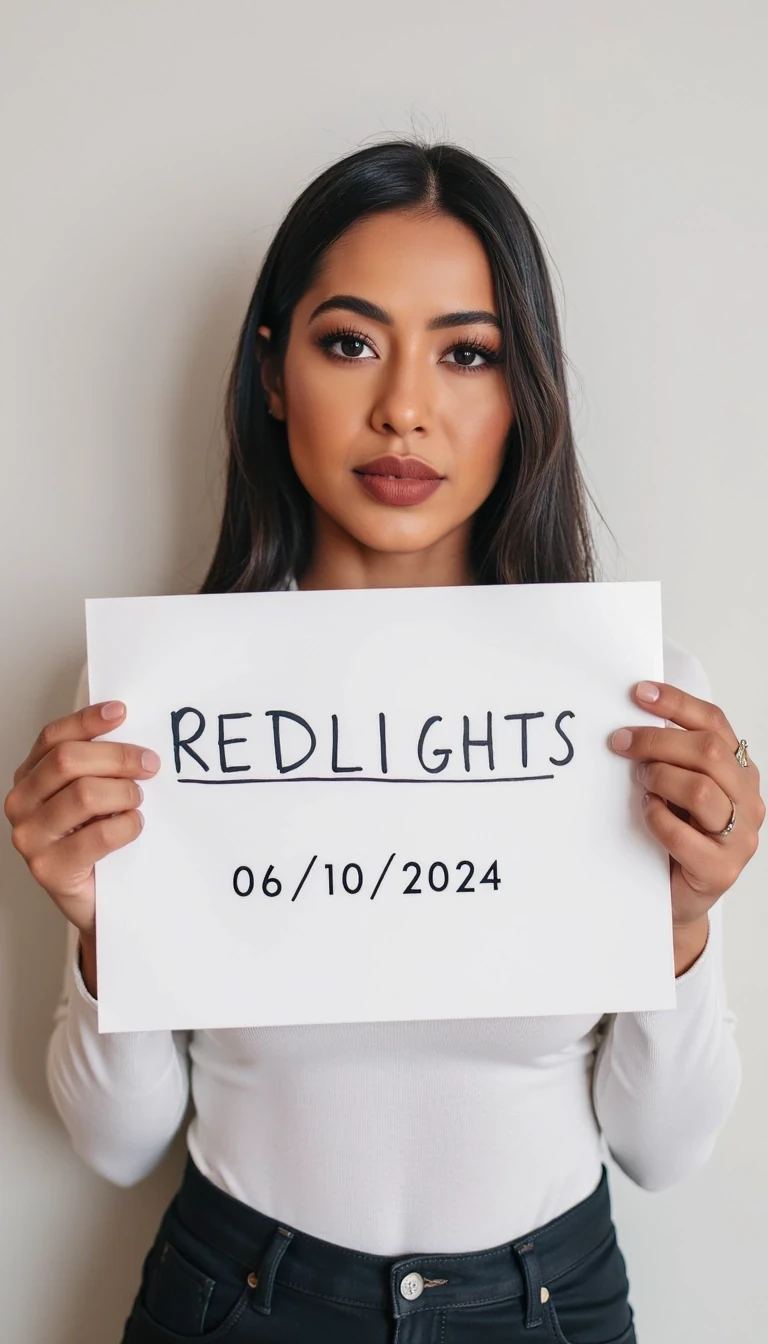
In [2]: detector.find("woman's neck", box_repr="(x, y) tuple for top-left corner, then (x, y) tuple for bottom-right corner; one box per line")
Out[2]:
(297, 512), (476, 591)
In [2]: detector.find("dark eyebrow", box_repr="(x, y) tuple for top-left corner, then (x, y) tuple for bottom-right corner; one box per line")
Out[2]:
(307, 293), (502, 333)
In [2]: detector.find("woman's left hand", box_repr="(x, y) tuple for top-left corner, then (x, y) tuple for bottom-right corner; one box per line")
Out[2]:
(610, 680), (765, 973)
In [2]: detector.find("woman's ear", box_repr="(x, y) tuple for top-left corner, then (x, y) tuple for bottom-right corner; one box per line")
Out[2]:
(256, 325), (285, 420)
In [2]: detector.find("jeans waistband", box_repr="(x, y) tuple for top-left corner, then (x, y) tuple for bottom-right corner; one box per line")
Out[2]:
(174, 1156), (613, 1323)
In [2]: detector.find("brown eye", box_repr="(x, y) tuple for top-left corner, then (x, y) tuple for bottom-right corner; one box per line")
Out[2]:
(445, 345), (488, 370)
(316, 326), (376, 361)
(442, 341), (501, 373)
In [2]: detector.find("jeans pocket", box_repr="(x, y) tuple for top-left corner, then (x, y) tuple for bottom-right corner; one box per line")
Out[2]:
(130, 1208), (257, 1340)
(544, 1226), (636, 1344)
(126, 1288), (251, 1343)
(145, 1239), (216, 1334)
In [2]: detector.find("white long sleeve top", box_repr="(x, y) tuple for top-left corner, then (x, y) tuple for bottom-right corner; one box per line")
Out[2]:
(45, 624), (741, 1255)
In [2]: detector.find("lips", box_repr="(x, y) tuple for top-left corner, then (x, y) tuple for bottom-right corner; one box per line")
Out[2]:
(353, 454), (443, 481)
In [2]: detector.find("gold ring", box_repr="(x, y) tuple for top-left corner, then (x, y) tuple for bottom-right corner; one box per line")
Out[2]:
(706, 796), (736, 838)
(735, 739), (749, 768)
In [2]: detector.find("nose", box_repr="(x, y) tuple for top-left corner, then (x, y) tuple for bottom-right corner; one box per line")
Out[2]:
(370, 354), (431, 438)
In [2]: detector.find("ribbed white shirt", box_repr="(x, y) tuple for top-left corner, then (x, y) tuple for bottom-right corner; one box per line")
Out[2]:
(45, 613), (741, 1254)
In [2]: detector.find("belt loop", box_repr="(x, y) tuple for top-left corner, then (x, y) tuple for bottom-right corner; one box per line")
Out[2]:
(250, 1224), (295, 1315)
(512, 1238), (545, 1329)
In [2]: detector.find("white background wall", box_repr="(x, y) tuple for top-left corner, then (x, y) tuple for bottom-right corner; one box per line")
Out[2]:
(1, 3), (766, 1340)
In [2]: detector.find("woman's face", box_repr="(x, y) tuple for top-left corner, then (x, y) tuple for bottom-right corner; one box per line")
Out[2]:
(259, 208), (514, 580)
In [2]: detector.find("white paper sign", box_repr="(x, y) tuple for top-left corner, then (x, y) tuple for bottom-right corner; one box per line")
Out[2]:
(85, 581), (674, 1033)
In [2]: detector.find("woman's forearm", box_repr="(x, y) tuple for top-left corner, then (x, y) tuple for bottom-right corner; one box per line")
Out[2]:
(593, 902), (741, 1191)
(46, 921), (191, 1186)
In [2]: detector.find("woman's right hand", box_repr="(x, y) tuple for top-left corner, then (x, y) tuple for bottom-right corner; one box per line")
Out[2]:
(3, 700), (161, 940)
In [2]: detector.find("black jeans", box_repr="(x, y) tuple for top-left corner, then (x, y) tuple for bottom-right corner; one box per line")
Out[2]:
(121, 1155), (637, 1342)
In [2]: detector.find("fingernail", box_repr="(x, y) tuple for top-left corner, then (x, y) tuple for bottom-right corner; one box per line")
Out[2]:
(612, 729), (633, 751)
(141, 750), (160, 771)
(138, 811), (145, 829)
(636, 762), (648, 782)
(636, 681), (660, 703)
(136, 784), (144, 802)
(101, 701), (125, 720)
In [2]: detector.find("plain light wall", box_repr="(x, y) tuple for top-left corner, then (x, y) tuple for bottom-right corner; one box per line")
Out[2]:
(2, 3), (766, 1340)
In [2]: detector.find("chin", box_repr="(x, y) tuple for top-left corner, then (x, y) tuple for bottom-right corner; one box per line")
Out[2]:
(342, 514), (455, 555)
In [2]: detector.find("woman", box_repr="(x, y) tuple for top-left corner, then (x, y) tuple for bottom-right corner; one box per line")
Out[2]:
(5, 138), (763, 1343)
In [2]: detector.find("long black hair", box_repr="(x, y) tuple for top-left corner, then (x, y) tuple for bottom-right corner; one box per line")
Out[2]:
(199, 136), (608, 594)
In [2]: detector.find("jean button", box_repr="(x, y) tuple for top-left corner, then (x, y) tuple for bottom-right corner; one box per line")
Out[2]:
(400, 1271), (425, 1300)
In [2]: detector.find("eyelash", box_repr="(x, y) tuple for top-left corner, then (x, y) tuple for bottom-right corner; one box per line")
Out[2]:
(315, 324), (502, 374)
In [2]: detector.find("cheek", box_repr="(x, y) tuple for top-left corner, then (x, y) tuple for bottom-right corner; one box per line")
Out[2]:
(284, 376), (357, 487)
(450, 401), (512, 498)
